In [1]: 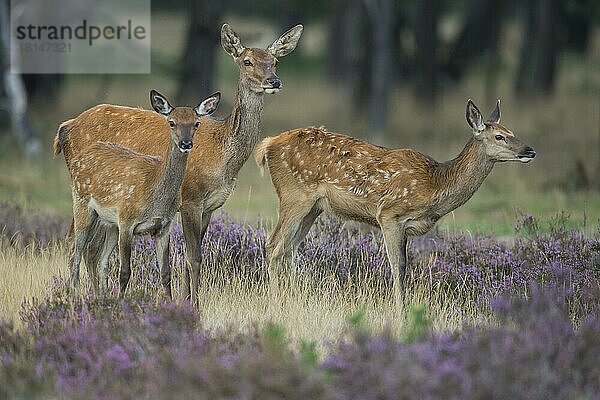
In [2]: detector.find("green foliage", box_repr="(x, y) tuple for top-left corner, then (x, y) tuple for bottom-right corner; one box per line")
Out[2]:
(402, 304), (431, 343)
(261, 322), (287, 355)
(346, 309), (366, 332)
(299, 340), (319, 369)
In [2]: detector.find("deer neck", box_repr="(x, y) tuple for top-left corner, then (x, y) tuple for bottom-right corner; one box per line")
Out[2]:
(146, 140), (188, 216)
(431, 137), (495, 216)
(224, 78), (265, 176)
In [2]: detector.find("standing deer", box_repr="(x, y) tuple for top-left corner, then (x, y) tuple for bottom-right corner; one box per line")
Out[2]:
(67, 90), (221, 294)
(255, 100), (536, 300)
(54, 23), (303, 303)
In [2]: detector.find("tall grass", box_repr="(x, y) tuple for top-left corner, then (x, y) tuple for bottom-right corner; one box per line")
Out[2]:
(0, 239), (478, 339)
(0, 240), (66, 323)
(1, 205), (598, 398)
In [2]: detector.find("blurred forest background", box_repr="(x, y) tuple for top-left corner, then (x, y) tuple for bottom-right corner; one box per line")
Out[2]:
(0, 0), (598, 234)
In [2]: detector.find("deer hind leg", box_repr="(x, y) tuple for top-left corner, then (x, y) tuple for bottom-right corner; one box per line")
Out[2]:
(155, 227), (172, 299)
(83, 217), (107, 292)
(377, 213), (408, 306)
(70, 203), (96, 292)
(266, 197), (318, 287)
(181, 207), (213, 306)
(117, 226), (133, 296)
(98, 226), (118, 292)
(290, 203), (322, 255)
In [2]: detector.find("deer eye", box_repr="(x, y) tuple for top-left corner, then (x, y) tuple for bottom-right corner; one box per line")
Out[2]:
(243, 59), (252, 67)
(495, 134), (505, 141)
(168, 120), (175, 127)
(194, 121), (200, 128)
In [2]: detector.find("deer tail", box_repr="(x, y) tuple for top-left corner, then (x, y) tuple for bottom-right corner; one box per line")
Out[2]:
(53, 120), (74, 158)
(254, 136), (274, 176)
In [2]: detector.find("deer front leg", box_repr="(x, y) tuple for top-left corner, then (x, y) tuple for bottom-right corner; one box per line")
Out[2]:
(181, 207), (212, 306)
(155, 228), (172, 299)
(377, 214), (408, 305)
(118, 227), (133, 296)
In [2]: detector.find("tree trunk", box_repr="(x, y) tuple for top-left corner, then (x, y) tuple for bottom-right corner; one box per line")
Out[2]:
(327, 0), (369, 112)
(414, 0), (439, 103)
(532, 0), (558, 94)
(177, 0), (224, 104)
(0, 0), (38, 155)
(515, 0), (559, 96)
(561, 0), (593, 54)
(364, 0), (396, 143)
(444, 0), (507, 82)
(276, 0), (302, 33)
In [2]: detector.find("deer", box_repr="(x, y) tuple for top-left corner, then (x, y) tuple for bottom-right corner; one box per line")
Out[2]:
(255, 99), (536, 301)
(53, 23), (303, 304)
(67, 90), (221, 294)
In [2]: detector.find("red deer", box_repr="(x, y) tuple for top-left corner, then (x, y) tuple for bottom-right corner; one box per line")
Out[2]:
(255, 100), (536, 300)
(67, 91), (220, 294)
(54, 23), (303, 303)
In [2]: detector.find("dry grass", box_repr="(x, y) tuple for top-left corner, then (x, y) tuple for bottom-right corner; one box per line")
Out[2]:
(0, 240), (67, 324)
(0, 239), (482, 343)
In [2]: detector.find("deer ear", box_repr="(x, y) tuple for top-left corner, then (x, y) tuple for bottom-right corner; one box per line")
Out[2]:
(466, 99), (485, 136)
(221, 24), (245, 58)
(150, 90), (173, 116)
(268, 24), (303, 57)
(195, 92), (221, 116)
(487, 99), (501, 124)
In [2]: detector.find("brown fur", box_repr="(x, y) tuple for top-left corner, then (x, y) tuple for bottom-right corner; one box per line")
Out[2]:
(55, 23), (303, 304)
(66, 92), (220, 295)
(258, 100), (535, 301)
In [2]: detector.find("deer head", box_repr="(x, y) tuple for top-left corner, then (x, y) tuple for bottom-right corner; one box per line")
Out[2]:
(466, 99), (536, 163)
(221, 23), (303, 94)
(150, 90), (221, 153)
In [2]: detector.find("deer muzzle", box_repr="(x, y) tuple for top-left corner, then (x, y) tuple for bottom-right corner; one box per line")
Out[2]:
(517, 146), (536, 163)
(179, 140), (193, 153)
(263, 76), (281, 94)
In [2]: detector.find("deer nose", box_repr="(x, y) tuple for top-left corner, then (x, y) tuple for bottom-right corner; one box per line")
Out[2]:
(179, 140), (193, 151)
(266, 77), (281, 88)
(522, 146), (536, 158)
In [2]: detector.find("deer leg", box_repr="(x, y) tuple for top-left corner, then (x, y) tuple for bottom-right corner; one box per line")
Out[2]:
(118, 227), (133, 296)
(69, 206), (95, 292)
(155, 228), (172, 299)
(378, 214), (408, 305)
(98, 226), (118, 292)
(289, 204), (321, 256)
(83, 217), (106, 292)
(181, 207), (212, 306)
(267, 199), (316, 286)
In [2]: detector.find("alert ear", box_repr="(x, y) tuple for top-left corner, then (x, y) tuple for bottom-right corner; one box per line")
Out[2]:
(150, 90), (173, 116)
(487, 99), (501, 124)
(466, 99), (485, 136)
(267, 24), (303, 57)
(221, 24), (245, 58)
(195, 92), (221, 117)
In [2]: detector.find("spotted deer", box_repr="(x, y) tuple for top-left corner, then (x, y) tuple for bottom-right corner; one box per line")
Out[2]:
(67, 91), (221, 294)
(255, 100), (536, 300)
(54, 23), (303, 303)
